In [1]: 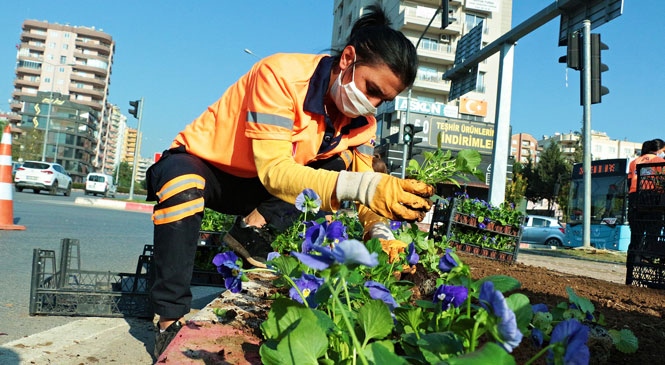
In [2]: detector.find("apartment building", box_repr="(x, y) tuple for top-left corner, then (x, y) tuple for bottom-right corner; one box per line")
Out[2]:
(10, 20), (115, 182)
(332, 0), (512, 191)
(539, 131), (642, 161)
(511, 133), (539, 163)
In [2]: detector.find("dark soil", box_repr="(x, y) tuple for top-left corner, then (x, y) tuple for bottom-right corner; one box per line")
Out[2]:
(456, 252), (665, 364)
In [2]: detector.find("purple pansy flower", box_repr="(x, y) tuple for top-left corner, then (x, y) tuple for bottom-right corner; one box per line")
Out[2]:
(438, 248), (458, 272)
(432, 284), (468, 310)
(479, 281), (523, 353)
(289, 272), (324, 308)
(389, 220), (403, 231)
(292, 239), (379, 270)
(365, 281), (399, 311)
(295, 188), (321, 213)
(325, 220), (347, 244)
(532, 303), (549, 313)
(212, 251), (243, 293)
(531, 327), (545, 347)
(302, 221), (326, 253)
(406, 242), (419, 265)
(547, 319), (590, 365)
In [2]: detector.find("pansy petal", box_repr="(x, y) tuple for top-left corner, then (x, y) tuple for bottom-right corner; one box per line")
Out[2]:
(332, 240), (379, 267)
(291, 251), (335, 270)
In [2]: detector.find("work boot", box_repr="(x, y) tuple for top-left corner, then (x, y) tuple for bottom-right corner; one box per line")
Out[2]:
(154, 320), (182, 359)
(224, 216), (274, 269)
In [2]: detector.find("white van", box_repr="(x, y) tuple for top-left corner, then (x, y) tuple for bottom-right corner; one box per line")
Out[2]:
(85, 173), (117, 197)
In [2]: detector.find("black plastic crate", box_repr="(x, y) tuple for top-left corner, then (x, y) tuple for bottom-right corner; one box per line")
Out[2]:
(29, 239), (153, 318)
(626, 253), (665, 289)
(636, 163), (665, 211)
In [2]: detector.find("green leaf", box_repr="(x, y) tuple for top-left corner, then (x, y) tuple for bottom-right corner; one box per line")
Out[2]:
(394, 307), (424, 333)
(472, 275), (521, 294)
(416, 332), (464, 363)
(364, 341), (409, 365)
(260, 298), (333, 341)
(608, 328), (639, 353)
(358, 300), (394, 343)
(506, 293), (532, 333)
(274, 314), (328, 364)
(445, 342), (516, 365)
(259, 340), (285, 365)
(565, 287), (595, 316)
(269, 255), (301, 277)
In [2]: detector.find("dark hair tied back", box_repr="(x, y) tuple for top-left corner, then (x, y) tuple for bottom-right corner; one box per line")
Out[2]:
(345, 4), (418, 88)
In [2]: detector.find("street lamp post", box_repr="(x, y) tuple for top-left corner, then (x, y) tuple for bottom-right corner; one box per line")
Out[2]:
(40, 61), (74, 162)
(244, 48), (261, 59)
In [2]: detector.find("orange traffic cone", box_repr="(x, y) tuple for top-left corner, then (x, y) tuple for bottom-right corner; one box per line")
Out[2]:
(0, 124), (26, 230)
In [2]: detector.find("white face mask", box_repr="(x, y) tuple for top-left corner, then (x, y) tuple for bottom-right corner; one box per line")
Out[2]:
(658, 152), (665, 158)
(330, 63), (377, 118)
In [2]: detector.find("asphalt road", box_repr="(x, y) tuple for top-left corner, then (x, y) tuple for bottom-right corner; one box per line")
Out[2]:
(0, 189), (222, 364)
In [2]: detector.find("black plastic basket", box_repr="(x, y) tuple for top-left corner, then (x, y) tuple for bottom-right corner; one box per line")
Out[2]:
(29, 239), (154, 318)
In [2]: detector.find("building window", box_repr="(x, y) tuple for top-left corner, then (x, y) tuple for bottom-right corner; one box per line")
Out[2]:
(465, 13), (486, 31)
(64, 33), (70, 38)
(44, 77), (52, 83)
(475, 72), (486, 93)
(62, 44), (68, 50)
(420, 37), (439, 51)
(49, 42), (56, 48)
(417, 66), (438, 82)
(60, 56), (67, 64)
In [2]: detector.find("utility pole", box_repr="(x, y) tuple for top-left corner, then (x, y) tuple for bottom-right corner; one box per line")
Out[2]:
(128, 98), (144, 201)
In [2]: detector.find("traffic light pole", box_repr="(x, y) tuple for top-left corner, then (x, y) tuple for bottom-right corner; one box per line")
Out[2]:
(129, 97), (144, 201)
(581, 20), (592, 249)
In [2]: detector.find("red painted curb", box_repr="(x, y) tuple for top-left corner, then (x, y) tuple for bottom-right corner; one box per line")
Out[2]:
(156, 321), (262, 364)
(125, 202), (153, 213)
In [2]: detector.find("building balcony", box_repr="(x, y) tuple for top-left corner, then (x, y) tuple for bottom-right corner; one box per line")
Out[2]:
(402, 5), (463, 35)
(75, 39), (112, 55)
(70, 73), (106, 87)
(16, 66), (42, 76)
(416, 42), (456, 64)
(74, 63), (108, 77)
(71, 85), (106, 99)
(14, 78), (40, 88)
(20, 31), (46, 42)
(412, 75), (450, 94)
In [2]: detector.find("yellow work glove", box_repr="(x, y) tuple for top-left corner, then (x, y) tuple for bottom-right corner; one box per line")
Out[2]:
(336, 171), (434, 222)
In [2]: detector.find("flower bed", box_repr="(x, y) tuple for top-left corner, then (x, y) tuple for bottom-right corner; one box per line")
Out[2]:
(206, 189), (636, 364)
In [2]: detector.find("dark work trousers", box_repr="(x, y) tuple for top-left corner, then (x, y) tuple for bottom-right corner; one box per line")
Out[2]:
(146, 148), (345, 319)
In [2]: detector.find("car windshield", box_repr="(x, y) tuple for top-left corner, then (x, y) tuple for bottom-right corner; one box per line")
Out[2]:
(23, 162), (50, 169)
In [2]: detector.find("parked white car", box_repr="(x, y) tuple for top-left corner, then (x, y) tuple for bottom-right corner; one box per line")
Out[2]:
(521, 215), (566, 246)
(14, 161), (72, 196)
(85, 173), (116, 197)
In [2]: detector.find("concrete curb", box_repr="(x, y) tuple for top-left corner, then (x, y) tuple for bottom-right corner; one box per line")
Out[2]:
(156, 273), (277, 364)
(74, 197), (153, 214)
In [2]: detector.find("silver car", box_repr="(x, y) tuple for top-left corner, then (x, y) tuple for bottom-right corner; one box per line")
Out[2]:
(14, 161), (72, 196)
(521, 215), (566, 246)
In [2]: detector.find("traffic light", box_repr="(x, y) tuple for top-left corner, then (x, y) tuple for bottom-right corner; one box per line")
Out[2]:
(441, 0), (455, 29)
(559, 31), (581, 70)
(590, 33), (609, 104)
(128, 100), (140, 119)
(403, 124), (424, 159)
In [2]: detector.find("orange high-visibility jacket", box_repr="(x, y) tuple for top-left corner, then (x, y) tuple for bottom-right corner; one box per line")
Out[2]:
(172, 53), (384, 228)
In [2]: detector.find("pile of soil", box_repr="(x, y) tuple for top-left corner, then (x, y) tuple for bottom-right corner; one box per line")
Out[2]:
(457, 252), (665, 364)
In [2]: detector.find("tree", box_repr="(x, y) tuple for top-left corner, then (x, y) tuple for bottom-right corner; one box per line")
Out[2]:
(505, 161), (527, 207)
(536, 141), (572, 211)
(116, 161), (133, 188)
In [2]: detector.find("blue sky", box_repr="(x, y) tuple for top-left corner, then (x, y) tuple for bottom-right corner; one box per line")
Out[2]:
(0, 1), (658, 156)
